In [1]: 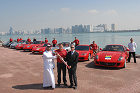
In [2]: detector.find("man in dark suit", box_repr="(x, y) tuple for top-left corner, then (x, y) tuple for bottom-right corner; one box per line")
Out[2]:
(66, 44), (79, 89)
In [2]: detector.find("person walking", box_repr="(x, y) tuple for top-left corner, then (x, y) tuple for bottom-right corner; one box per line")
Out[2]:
(55, 43), (67, 86)
(66, 44), (79, 89)
(128, 38), (137, 63)
(43, 44), (57, 89)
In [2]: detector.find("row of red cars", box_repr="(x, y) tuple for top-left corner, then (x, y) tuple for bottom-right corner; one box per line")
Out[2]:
(15, 41), (50, 54)
(14, 41), (129, 68)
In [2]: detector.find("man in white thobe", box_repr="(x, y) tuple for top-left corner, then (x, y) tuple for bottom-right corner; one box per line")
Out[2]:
(43, 44), (57, 89)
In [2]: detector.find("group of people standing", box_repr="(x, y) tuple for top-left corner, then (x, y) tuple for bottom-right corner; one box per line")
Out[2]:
(9, 37), (58, 46)
(42, 37), (99, 90)
(43, 43), (79, 90)
(9, 37), (23, 43)
(9, 36), (137, 90)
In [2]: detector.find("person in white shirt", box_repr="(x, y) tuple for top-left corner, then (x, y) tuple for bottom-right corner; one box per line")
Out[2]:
(43, 44), (57, 89)
(128, 38), (137, 63)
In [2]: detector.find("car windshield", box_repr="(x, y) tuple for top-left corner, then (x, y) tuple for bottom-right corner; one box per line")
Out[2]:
(13, 42), (18, 44)
(19, 40), (26, 43)
(62, 42), (70, 47)
(102, 45), (124, 52)
(33, 41), (42, 44)
(43, 44), (48, 47)
(75, 46), (89, 51)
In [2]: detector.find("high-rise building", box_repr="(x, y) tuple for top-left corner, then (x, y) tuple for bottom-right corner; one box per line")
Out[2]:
(83, 25), (93, 32)
(111, 24), (115, 31)
(103, 24), (107, 31)
(93, 24), (105, 32)
(9, 27), (13, 35)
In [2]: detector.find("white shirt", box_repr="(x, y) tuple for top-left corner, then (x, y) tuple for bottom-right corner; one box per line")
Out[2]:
(128, 42), (137, 52)
(43, 50), (56, 69)
(71, 50), (75, 55)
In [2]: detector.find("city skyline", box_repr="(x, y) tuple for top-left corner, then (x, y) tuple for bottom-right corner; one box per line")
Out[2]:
(0, 0), (140, 32)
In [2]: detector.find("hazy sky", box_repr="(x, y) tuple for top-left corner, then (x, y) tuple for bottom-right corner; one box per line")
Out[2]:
(0, 0), (140, 32)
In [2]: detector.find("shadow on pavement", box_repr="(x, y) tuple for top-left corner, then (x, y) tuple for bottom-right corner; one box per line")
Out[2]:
(85, 61), (122, 70)
(12, 83), (44, 90)
(12, 83), (69, 90)
(29, 53), (42, 55)
(19, 50), (31, 52)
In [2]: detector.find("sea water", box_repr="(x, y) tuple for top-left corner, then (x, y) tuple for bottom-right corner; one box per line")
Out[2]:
(0, 32), (140, 54)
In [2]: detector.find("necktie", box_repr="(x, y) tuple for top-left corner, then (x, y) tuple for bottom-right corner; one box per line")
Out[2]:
(71, 51), (73, 55)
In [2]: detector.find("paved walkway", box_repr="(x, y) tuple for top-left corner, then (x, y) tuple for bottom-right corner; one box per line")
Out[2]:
(0, 47), (140, 93)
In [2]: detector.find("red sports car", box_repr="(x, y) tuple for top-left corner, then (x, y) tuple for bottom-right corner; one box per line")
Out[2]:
(23, 41), (44, 51)
(94, 44), (129, 68)
(75, 45), (93, 61)
(32, 43), (50, 54)
(15, 42), (31, 50)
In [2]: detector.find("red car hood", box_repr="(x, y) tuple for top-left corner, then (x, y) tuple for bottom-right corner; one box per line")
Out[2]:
(32, 46), (45, 51)
(76, 50), (89, 56)
(24, 44), (41, 47)
(97, 51), (123, 62)
(17, 44), (26, 47)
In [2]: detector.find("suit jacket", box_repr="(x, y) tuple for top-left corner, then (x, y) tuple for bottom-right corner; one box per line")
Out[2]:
(66, 51), (79, 69)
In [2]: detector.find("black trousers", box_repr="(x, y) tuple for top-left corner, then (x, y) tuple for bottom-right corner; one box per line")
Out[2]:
(57, 62), (67, 84)
(68, 67), (77, 86)
(53, 44), (56, 47)
(128, 52), (136, 63)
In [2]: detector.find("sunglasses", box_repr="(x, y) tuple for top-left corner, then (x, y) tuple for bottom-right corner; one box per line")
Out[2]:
(71, 47), (74, 48)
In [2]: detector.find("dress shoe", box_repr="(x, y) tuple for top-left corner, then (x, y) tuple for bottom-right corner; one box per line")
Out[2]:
(74, 86), (77, 89)
(64, 83), (67, 86)
(68, 85), (73, 88)
(57, 83), (60, 86)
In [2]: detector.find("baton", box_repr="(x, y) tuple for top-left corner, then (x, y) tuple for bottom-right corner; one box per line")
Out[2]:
(55, 51), (70, 69)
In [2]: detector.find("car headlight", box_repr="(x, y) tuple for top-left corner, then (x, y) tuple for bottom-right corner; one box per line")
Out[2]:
(95, 55), (99, 59)
(118, 56), (123, 61)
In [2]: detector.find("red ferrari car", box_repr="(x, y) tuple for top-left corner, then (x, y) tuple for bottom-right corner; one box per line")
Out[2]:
(23, 41), (44, 51)
(75, 45), (93, 61)
(94, 44), (129, 68)
(15, 42), (31, 50)
(32, 43), (50, 54)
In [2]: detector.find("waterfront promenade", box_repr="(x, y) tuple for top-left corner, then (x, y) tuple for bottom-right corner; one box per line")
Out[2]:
(0, 46), (140, 93)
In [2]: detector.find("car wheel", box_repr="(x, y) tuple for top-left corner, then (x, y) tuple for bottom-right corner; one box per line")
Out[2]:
(88, 54), (90, 61)
(123, 59), (126, 68)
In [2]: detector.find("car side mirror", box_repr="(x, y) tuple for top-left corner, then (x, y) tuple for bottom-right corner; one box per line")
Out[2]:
(100, 48), (102, 50)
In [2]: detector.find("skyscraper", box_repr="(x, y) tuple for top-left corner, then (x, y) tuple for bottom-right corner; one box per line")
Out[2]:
(111, 24), (115, 31)
(9, 27), (13, 35)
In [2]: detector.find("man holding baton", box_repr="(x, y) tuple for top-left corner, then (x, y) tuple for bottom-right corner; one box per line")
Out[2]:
(55, 43), (67, 86)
